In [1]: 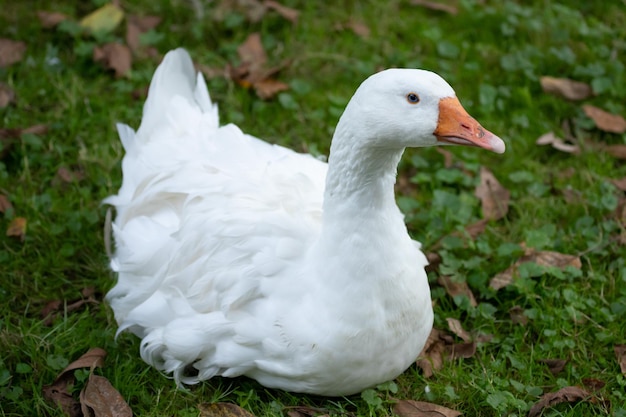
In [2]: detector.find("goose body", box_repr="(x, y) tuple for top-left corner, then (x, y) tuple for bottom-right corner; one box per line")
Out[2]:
(106, 49), (504, 396)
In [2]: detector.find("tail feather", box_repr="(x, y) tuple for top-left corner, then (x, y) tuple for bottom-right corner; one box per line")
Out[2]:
(137, 48), (217, 139)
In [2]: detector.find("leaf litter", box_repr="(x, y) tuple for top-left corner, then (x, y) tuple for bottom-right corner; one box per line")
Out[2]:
(41, 286), (99, 326)
(536, 131), (580, 154)
(475, 166), (510, 221)
(43, 348), (132, 417)
(538, 358), (568, 376)
(0, 82), (16, 108)
(93, 43), (132, 78)
(540, 76), (592, 101)
(198, 402), (256, 417)
(583, 105), (626, 134)
(528, 386), (591, 417)
(489, 246), (582, 290)
(615, 345), (626, 375)
(0, 38), (27, 68)
(393, 399), (461, 417)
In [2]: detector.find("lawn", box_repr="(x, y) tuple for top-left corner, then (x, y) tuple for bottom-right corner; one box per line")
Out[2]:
(1, 0), (625, 416)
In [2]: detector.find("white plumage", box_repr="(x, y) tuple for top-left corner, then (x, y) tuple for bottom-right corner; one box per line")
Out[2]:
(105, 49), (504, 396)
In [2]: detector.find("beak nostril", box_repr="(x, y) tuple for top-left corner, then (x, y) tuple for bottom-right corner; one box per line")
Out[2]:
(461, 123), (470, 130)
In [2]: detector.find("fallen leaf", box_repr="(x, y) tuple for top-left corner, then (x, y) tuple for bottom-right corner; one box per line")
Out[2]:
(6, 217), (26, 240)
(237, 32), (267, 80)
(79, 3), (124, 34)
(611, 177), (626, 192)
(509, 305), (528, 325)
(583, 105), (626, 134)
(126, 15), (162, 53)
(448, 341), (476, 359)
(539, 358), (568, 376)
(475, 167), (510, 220)
(0, 82), (16, 108)
(42, 287), (99, 326)
(198, 402), (256, 417)
(528, 386), (591, 417)
(464, 218), (489, 239)
(22, 124), (49, 135)
(43, 348), (108, 417)
(540, 76), (592, 101)
(37, 11), (70, 28)
(93, 43), (132, 78)
(213, 0), (267, 23)
(615, 345), (626, 375)
(490, 248), (582, 290)
(254, 78), (289, 100)
(416, 329), (448, 378)
(446, 318), (472, 342)
(284, 406), (329, 417)
(581, 378), (606, 391)
(437, 275), (478, 307)
(536, 131), (580, 154)
(435, 147), (454, 168)
(56, 166), (86, 184)
(425, 252), (442, 272)
(394, 399), (461, 417)
(80, 374), (132, 417)
(0, 194), (12, 213)
(0, 38), (27, 68)
(264, 1), (299, 23)
(336, 20), (371, 38)
(410, 0), (458, 14)
(605, 144), (626, 160)
(229, 33), (289, 99)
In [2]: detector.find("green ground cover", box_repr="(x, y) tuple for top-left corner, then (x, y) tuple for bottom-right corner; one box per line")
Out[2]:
(1, 1), (625, 415)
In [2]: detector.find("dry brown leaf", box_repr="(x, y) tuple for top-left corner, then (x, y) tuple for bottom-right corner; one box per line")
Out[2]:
(416, 328), (448, 378)
(615, 345), (626, 375)
(254, 78), (289, 100)
(42, 377), (83, 417)
(605, 144), (626, 160)
(539, 358), (568, 376)
(448, 341), (476, 359)
(0, 194), (12, 213)
(6, 217), (26, 240)
(264, 0), (299, 23)
(37, 11), (70, 28)
(338, 20), (371, 38)
(199, 402), (256, 417)
(42, 287), (99, 326)
(410, 0), (458, 14)
(475, 167), (510, 220)
(540, 76), (592, 101)
(536, 131), (580, 154)
(611, 177), (626, 192)
(437, 275), (477, 307)
(583, 105), (626, 134)
(0, 39), (26, 68)
(43, 348), (108, 417)
(237, 32), (267, 77)
(126, 15), (162, 53)
(394, 399), (461, 417)
(489, 248), (582, 290)
(435, 147), (454, 168)
(284, 406), (329, 417)
(446, 318), (472, 343)
(528, 386), (591, 417)
(80, 374), (132, 417)
(0, 82), (16, 108)
(509, 305), (528, 325)
(464, 218), (489, 240)
(581, 378), (606, 391)
(425, 252), (442, 272)
(93, 43), (132, 78)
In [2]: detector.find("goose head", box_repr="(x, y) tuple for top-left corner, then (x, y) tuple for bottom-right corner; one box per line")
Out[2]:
(337, 68), (505, 154)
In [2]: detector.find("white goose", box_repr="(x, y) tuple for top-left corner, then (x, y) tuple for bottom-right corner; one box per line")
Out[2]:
(105, 49), (504, 396)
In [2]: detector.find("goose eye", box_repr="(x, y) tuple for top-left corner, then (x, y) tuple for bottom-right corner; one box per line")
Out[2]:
(406, 92), (420, 104)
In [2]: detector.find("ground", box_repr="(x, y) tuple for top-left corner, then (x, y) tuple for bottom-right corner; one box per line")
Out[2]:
(1, 1), (625, 416)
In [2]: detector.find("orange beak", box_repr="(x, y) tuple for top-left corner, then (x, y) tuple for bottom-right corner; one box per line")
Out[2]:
(434, 97), (505, 154)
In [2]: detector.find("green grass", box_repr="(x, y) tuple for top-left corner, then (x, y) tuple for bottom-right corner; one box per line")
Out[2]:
(2, 0), (626, 416)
